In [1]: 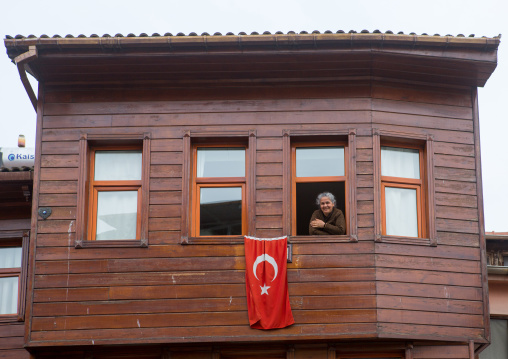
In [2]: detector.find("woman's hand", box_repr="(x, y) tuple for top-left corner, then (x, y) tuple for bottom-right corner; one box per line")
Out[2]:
(310, 219), (325, 228)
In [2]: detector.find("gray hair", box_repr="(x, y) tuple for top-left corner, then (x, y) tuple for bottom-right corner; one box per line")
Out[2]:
(316, 192), (336, 206)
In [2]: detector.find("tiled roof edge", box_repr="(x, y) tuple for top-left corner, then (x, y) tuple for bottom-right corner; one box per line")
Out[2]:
(4, 30), (502, 39)
(4, 31), (500, 61)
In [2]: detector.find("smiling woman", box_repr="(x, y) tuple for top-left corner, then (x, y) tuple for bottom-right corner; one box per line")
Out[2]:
(309, 192), (346, 235)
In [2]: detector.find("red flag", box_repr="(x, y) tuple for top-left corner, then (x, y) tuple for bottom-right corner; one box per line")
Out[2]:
(244, 236), (294, 329)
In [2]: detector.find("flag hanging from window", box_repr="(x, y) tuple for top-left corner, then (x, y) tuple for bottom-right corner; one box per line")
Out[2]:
(244, 235), (294, 329)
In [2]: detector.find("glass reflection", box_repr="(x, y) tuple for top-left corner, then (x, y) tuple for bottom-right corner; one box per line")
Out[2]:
(96, 191), (138, 240)
(381, 146), (420, 179)
(197, 148), (245, 178)
(0, 277), (18, 314)
(0, 247), (22, 269)
(385, 187), (418, 237)
(95, 151), (142, 181)
(296, 147), (344, 177)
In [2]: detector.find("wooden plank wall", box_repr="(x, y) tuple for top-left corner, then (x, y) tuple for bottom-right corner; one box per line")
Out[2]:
(371, 83), (484, 341)
(26, 80), (484, 349)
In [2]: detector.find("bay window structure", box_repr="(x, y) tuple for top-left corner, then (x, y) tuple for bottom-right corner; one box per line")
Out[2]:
(291, 143), (348, 236)
(191, 146), (247, 237)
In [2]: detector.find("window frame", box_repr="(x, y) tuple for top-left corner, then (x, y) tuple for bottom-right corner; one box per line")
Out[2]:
(76, 133), (150, 248)
(283, 129), (358, 243)
(380, 144), (425, 238)
(0, 230), (29, 322)
(88, 147), (143, 242)
(181, 130), (256, 244)
(191, 144), (248, 238)
(373, 129), (436, 246)
(291, 142), (349, 236)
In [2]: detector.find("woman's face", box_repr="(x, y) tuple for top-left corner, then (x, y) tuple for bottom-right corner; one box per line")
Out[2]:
(320, 196), (334, 216)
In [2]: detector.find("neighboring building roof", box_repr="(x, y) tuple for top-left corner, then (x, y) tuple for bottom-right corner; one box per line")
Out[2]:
(486, 232), (508, 240)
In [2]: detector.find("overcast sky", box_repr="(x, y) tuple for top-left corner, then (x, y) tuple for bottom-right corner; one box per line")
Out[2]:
(1, 0), (506, 231)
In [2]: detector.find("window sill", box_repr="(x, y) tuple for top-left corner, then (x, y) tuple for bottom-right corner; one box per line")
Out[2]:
(376, 235), (436, 246)
(0, 314), (22, 323)
(75, 239), (148, 248)
(288, 235), (357, 244)
(182, 236), (245, 245)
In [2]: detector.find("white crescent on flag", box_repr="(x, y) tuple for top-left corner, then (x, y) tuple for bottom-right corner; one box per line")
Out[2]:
(252, 254), (278, 282)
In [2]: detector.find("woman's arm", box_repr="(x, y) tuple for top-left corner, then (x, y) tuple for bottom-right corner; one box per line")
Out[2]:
(310, 209), (346, 235)
(322, 209), (346, 235)
(309, 211), (328, 235)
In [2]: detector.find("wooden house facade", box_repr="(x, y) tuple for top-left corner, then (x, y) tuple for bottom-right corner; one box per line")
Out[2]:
(3, 31), (500, 358)
(0, 158), (33, 359)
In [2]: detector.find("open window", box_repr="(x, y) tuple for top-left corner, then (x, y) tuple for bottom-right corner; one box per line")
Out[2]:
(374, 130), (436, 245)
(191, 145), (248, 237)
(291, 142), (348, 236)
(0, 231), (29, 321)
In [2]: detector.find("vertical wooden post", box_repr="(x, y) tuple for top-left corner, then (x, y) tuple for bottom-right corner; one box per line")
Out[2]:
(180, 130), (191, 244)
(405, 343), (413, 359)
(327, 345), (336, 359)
(286, 345), (295, 359)
(282, 130), (291, 235)
(25, 84), (44, 345)
(372, 128), (382, 242)
(140, 132), (151, 247)
(425, 135), (436, 246)
(248, 130), (257, 236)
(75, 134), (88, 248)
(472, 87), (491, 343)
(348, 128), (358, 242)
(469, 340), (475, 359)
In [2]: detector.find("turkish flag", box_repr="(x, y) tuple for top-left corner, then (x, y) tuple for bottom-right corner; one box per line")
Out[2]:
(244, 235), (294, 329)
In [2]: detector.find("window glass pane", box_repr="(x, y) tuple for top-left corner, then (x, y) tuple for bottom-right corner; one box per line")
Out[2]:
(200, 187), (242, 236)
(0, 276), (18, 314)
(95, 151), (142, 181)
(0, 247), (22, 268)
(296, 147), (344, 177)
(197, 148), (245, 178)
(381, 146), (420, 179)
(385, 187), (418, 237)
(479, 319), (507, 359)
(96, 191), (138, 240)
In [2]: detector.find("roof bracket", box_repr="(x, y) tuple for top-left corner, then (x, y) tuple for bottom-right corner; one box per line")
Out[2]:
(14, 45), (38, 112)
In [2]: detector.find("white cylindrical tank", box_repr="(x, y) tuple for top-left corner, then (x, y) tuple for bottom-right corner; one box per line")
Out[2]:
(0, 147), (35, 170)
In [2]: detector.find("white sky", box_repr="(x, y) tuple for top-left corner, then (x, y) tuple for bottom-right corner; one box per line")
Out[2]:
(1, 0), (506, 231)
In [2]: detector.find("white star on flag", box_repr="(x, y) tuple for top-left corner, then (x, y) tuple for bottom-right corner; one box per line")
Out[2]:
(260, 284), (270, 295)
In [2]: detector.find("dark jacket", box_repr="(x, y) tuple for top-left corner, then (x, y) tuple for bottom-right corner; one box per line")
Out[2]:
(309, 207), (346, 235)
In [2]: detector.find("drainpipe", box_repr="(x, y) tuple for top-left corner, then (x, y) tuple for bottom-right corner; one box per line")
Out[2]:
(14, 45), (38, 111)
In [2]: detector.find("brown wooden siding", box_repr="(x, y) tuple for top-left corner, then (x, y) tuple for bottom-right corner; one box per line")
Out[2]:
(0, 219), (31, 358)
(28, 80), (484, 348)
